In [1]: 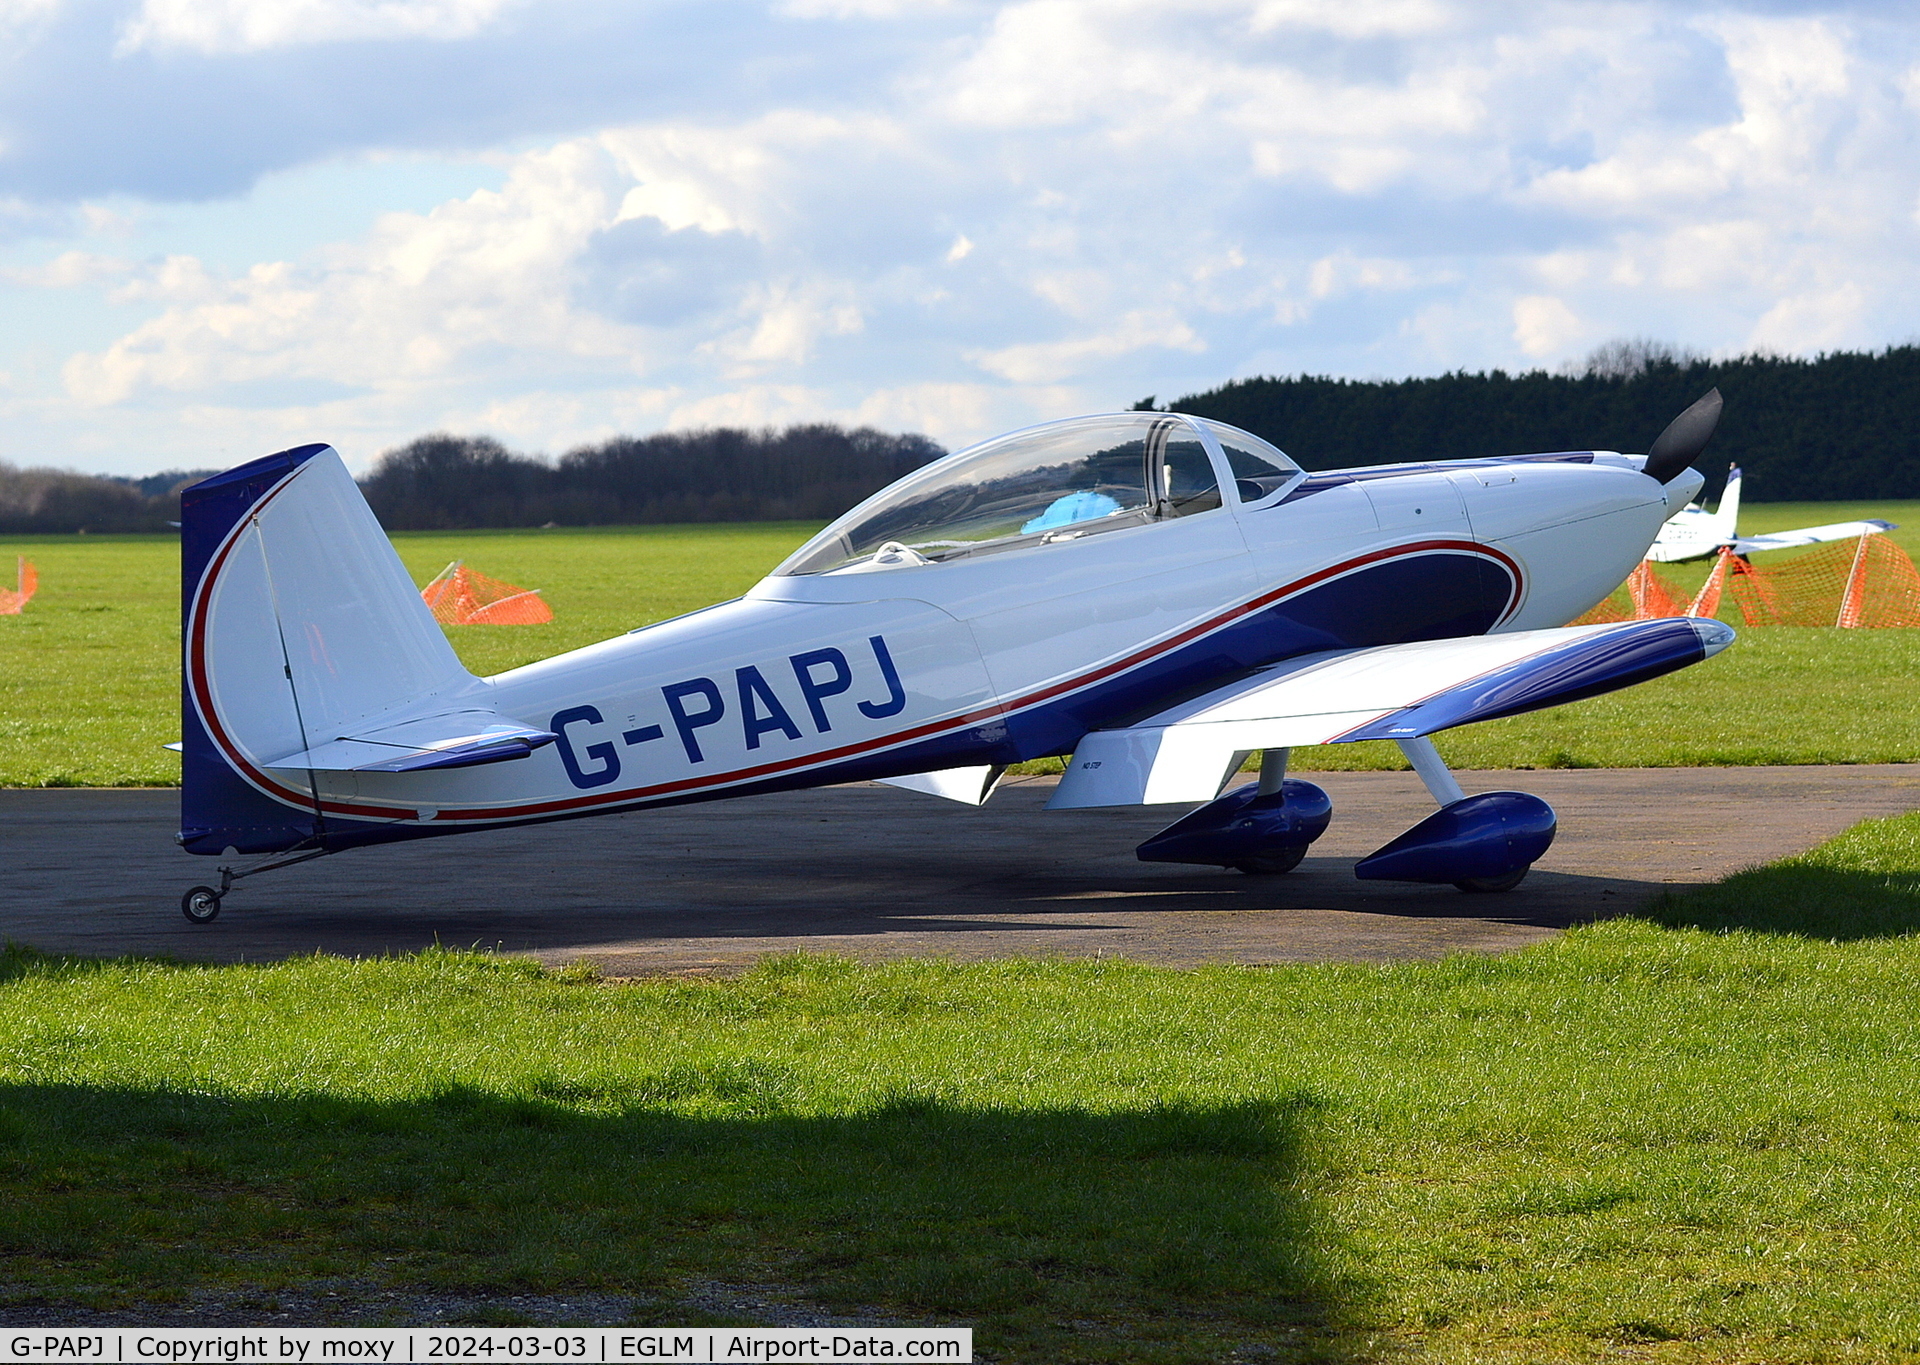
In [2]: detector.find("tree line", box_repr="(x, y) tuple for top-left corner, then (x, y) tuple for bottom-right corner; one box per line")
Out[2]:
(5, 344), (1916, 534)
(0, 424), (944, 534)
(1149, 342), (1920, 502)
(0, 465), (215, 535)
(359, 424), (945, 530)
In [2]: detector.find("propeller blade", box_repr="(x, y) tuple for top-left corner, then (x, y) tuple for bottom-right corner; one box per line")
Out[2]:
(1642, 387), (1723, 484)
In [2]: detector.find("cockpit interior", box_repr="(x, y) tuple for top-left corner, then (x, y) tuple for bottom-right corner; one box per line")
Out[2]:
(778, 413), (1299, 576)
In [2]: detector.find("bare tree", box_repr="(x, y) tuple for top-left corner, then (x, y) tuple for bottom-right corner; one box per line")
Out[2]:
(1565, 337), (1704, 381)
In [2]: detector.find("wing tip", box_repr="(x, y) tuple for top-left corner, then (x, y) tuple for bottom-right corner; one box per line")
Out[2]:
(1689, 618), (1736, 657)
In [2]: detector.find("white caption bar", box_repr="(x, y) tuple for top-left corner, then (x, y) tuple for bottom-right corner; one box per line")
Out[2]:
(4, 1329), (972, 1364)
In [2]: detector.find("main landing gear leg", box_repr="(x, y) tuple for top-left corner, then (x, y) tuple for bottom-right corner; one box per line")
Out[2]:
(1256, 746), (1291, 796)
(180, 846), (330, 924)
(1397, 735), (1465, 807)
(1351, 737), (1557, 893)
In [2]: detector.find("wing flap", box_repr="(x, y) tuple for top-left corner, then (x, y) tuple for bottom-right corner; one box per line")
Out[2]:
(262, 709), (558, 775)
(1048, 618), (1732, 808)
(877, 765), (1008, 805)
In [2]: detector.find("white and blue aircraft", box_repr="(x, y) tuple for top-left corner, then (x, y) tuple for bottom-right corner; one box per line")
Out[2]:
(1646, 463), (1896, 563)
(176, 391), (1735, 921)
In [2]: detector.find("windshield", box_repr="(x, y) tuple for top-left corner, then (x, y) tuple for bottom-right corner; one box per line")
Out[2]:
(1198, 420), (1299, 503)
(777, 413), (1229, 576)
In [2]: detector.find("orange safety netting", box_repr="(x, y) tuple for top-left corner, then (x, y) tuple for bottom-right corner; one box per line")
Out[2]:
(1570, 560), (1693, 624)
(1570, 531), (1920, 629)
(0, 556), (37, 614)
(1725, 532), (1920, 628)
(420, 560), (553, 626)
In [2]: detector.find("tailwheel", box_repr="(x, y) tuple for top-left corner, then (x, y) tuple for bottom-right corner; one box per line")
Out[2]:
(172, 845), (329, 925)
(181, 886), (223, 923)
(1454, 868), (1529, 894)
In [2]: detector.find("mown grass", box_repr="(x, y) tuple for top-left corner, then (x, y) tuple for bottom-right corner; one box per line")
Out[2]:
(384, 523), (824, 679)
(1285, 496), (1920, 772)
(10, 813), (1920, 1359)
(3, 500), (1916, 786)
(0, 535), (183, 788)
(0, 525), (811, 787)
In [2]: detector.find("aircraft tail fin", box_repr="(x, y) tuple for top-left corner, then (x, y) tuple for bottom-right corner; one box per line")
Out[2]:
(179, 446), (474, 854)
(1711, 465), (1742, 543)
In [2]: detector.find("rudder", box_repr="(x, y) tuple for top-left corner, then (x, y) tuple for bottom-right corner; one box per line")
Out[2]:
(179, 446), (474, 855)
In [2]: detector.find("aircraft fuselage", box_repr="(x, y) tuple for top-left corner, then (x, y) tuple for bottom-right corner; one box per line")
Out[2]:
(181, 420), (1696, 855)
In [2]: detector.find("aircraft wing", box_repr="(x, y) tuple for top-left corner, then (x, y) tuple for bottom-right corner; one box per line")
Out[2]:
(1730, 520), (1896, 555)
(261, 709), (558, 775)
(1047, 618), (1732, 808)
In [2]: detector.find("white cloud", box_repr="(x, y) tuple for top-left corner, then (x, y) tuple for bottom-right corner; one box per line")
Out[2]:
(61, 141), (635, 405)
(700, 281), (865, 374)
(1748, 281), (1867, 354)
(661, 383), (835, 432)
(468, 388), (680, 453)
(1530, 15), (1862, 222)
(1693, 15), (1853, 189)
(971, 310), (1204, 384)
(1307, 253), (1421, 301)
(848, 381), (1005, 439)
(1248, 0), (1452, 40)
(118, 0), (520, 54)
(1, 250), (134, 288)
(1511, 294), (1581, 358)
(776, 0), (954, 15)
(605, 130), (767, 237)
(0, 0), (60, 29)
(5, 0), (1920, 474)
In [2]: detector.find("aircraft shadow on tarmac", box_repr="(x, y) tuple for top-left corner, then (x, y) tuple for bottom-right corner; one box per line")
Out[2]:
(21, 769), (1918, 965)
(190, 853), (1653, 961)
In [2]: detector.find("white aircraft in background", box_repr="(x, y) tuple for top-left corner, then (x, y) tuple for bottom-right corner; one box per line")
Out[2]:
(1646, 465), (1895, 563)
(175, 392), (1735, 921)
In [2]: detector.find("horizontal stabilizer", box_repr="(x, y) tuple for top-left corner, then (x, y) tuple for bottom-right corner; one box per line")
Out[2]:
(262, 709), (558, 775)
(1049, 618), (1732, 808)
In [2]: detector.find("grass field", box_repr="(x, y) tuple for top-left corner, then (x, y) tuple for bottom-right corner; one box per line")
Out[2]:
(1, 501), (1915, 786)
(7, 813), (1920, 1360)
(0, 524), (812, 787)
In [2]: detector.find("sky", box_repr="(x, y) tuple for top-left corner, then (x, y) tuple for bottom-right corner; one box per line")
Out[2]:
(0, 0), (1916, 476)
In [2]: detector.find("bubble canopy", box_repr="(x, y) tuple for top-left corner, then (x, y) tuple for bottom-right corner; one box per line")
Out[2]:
(776, 413), (1299, 576)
